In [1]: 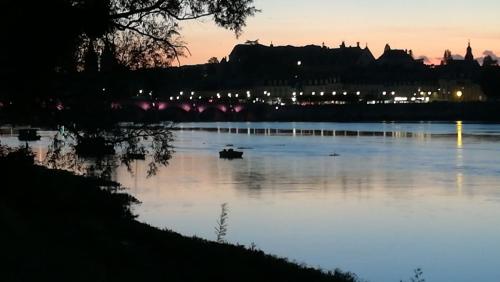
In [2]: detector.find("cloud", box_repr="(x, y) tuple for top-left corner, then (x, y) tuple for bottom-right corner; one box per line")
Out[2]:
(482, 50), (499, 60)
(477, 50), (500, 65)
(417, 55), (432, 64)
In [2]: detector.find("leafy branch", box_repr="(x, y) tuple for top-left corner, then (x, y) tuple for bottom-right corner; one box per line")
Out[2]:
(215, 203), (229, 243)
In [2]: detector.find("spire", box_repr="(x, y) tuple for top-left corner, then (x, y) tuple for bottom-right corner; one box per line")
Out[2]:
(442, 49), (453, 65)
(465, 41), (474, 61)
(384, 44), (391, 52)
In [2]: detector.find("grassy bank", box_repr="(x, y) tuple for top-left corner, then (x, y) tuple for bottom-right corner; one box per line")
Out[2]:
(0, 154), (358, 282)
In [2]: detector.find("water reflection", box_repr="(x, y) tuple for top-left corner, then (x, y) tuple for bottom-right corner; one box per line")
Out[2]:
(456, 121), (464, 194)
(120, 123), (500, 282)
(178, 126), (435, 140)
(2, 122), (500, 282)
(456, 121), (463, 149)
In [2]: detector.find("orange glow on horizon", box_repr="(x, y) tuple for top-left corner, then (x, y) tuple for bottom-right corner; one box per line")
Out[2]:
(177, 0), (500, 66)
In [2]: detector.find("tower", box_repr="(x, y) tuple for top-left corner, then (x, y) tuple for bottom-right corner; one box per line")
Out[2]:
(442, 49), (453, 65)
(465, 41), (474, 61)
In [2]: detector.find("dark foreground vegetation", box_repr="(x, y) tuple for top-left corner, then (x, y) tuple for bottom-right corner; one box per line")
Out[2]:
(0, 147), (357, 282)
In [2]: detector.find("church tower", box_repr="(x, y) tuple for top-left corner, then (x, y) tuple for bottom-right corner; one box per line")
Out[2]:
(465, 41), (474, 61)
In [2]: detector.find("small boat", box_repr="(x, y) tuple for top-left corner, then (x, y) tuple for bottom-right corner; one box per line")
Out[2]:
(329, 153), (340, 157)
(219, 149), (243, 159)
(18, 128), (41, 141)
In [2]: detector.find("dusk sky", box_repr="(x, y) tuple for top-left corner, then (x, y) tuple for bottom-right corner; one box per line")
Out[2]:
(179, 0), (500, 65)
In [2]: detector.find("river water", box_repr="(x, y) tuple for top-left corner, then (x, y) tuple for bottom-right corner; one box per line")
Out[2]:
(2, 122), (500, 282)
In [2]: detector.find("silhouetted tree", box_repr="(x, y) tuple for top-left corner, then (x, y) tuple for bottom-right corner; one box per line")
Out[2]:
(100, 42), (120, 72)
(442, 49), (453, 65)
(483, 55), (498, 67)
(84, 41), (99, 73)
(0, 0), (258, 97)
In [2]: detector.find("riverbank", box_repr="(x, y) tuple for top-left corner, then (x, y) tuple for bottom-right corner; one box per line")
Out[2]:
(0, 151), (357, 282)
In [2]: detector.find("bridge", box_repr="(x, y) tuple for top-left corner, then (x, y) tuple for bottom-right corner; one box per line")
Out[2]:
(118, 100), (247, 114)
(107, 98), (257, 121)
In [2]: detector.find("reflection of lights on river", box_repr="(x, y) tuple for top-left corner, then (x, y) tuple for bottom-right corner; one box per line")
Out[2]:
(456, 121), (463, 148)
(456, 121), (464, 193)
(456, 172), (463, 194)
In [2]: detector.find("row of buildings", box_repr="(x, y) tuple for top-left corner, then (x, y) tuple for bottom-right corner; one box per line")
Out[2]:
(42, 40), (499, 108)
(136, 41), (496, 105)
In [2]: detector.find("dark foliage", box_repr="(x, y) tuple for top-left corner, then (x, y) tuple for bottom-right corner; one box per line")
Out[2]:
(0, 0), (258, 78)
(44, 123), (175, 178)
(215, 202), (229, 243)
